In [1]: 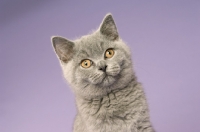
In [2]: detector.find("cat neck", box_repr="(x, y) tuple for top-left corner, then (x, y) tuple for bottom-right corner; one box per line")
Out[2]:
(74, 79), (149, 132)
(75, 77), (142, 115)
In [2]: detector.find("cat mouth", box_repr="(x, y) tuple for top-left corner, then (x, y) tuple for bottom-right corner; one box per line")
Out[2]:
(100, 73), (117, 87)
(89, 65), (122, 87)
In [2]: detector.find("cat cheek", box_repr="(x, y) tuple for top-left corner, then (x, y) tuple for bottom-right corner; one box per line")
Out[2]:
(106, 64), (121, 76)
(88, 72), (104, 85)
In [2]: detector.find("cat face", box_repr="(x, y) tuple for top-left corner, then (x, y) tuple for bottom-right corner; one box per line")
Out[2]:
(73, 34), (127, 87)
(52, 14), (134, 98)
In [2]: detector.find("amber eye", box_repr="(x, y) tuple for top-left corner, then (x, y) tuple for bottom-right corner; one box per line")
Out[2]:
(81, 59), (92, 68)
(105, 49), (115, 58)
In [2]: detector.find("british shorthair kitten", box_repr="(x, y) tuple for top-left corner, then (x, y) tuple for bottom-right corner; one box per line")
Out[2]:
(51, 14), (155, 132)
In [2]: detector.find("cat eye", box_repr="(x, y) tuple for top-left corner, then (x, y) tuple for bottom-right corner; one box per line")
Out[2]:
(81, 59), (92, 68)
(105, 49), (115, 58)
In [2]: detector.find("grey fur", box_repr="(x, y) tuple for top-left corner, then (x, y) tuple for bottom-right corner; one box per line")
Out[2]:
(51, 14), (155, 132)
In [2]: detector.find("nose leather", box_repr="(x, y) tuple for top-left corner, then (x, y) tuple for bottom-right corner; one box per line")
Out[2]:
(98, 60), (107, 72)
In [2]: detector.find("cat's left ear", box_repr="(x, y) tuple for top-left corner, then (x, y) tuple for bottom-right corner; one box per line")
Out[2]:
(99, 13), (119, 41)
(51, 36), (74, 63)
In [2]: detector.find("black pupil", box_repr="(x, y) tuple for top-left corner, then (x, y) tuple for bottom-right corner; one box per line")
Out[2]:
(85, 61), (87, 66)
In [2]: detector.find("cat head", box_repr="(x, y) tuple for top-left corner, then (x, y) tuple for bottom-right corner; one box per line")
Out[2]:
(51, 14), (134, 99)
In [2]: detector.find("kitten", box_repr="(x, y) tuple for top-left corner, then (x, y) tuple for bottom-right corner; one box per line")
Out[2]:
(51, 14), (155, 132)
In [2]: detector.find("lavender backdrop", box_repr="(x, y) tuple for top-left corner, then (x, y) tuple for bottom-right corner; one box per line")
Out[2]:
(1, 0), (200, 132)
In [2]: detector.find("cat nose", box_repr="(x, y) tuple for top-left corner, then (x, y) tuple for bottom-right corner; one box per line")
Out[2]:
(98, 61), (107, 72)
(99, 65), (107, 72)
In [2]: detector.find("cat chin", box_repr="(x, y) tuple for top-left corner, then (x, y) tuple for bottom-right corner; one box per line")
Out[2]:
(99, 75), (116, 87)
(90, 71), (120, 87)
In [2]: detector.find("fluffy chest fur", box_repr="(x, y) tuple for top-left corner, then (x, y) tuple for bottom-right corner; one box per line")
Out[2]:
(75, 82), (151, 132)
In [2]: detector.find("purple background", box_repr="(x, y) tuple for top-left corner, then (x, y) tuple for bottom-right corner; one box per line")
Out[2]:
(1, 0), (200, 132)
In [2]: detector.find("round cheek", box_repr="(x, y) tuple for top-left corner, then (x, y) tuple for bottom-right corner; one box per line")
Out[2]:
(75, 67), (94, 82)
(111, 50), (125, 65)
(88, 69), (104, 84)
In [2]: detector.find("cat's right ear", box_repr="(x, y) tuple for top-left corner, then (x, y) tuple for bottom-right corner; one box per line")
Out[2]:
(51, 36), (74, 63)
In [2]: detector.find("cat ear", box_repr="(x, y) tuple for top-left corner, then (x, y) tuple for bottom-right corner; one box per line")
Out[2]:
(51, 36), (74, 63)
(99, 13), (119, 41)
